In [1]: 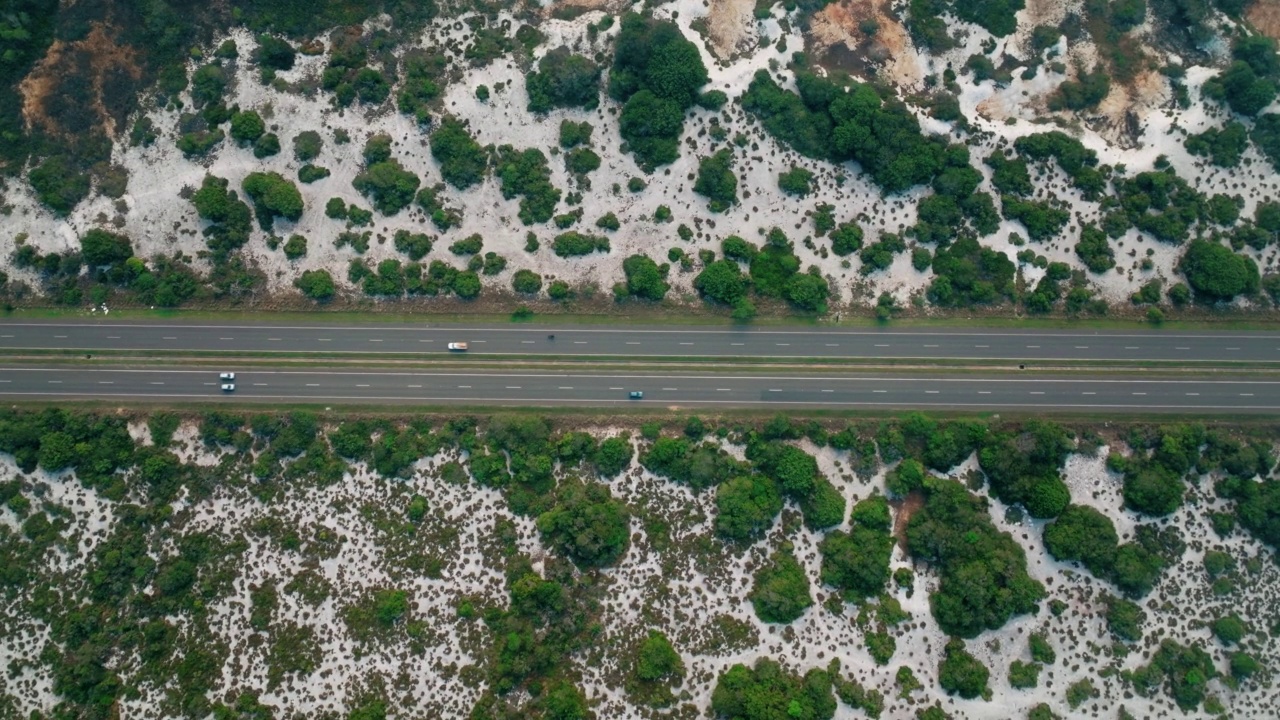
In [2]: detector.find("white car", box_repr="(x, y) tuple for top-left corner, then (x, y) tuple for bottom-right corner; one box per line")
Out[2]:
(447, 342), (468, 351)
(219, 372), (235, 381)
(221, 383), (235, 392)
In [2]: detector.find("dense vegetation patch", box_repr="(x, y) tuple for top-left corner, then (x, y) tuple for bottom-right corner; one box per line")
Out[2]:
(741, 70), (950, 193)
(610, 13), (708, 168)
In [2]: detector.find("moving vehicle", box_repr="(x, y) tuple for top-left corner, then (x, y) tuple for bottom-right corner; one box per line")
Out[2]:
(629, 391), (644, 399)
(447, 342), (468, 351)
(221, 383), (235, 392)
(219, 372), (235, 381)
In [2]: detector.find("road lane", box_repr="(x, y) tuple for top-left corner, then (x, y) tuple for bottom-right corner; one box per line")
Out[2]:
(0, 320), (1278, 363)
(0, 367), (1275, 411)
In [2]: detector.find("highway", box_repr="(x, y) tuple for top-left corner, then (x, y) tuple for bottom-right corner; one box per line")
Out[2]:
(0, 320), (1278, 363)
(0, 367), (1275, 411)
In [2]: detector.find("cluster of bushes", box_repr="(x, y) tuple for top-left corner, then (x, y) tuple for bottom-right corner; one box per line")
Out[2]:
(321, 31), (393, 107)
(911, 144), (999, 245)
(1075, 225), (1116, 273)
(1106, 169), (1208, 244)
(495, 146), (562, 224)
(694, 149), (738, 212)
(552, 231), (610, 257)
(642, 435), (746, 492)
(610, 13), (708, 168)
(1043, 505), (1171, 596)
(397, 49), (447, 125)
(927, 236), (1016, 307)
(527, 46), (601, 112)
(414, 184), (463, 231)
(741, 70), (949, 193)
(1126, 640), (1220, 711)
(536, 480), (630, 569)
(711, 658), (836, 720)
(819, 496), (893, 601)
(1204, 35), (1280, 117)
(723, 228), (832, 314)
(430, 118), (489, 189)
(978, 421), (1074, 517)
(353, 134), (421, 216)
(1050, 67), (1111, 111)
(1184, 121), (1249, 168)
(349, 258), (481, 299)
(1013, 132), (1106, 200)
(750, 548), (813, 623)
(905, 475), (1046, 637)
(1002, 196), (1070, 241)
(242, 172), (303, 231)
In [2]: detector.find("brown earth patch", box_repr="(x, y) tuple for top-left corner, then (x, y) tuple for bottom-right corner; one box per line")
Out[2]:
(891, 489), (924, 549)
(707, 0), (757, 61)
(809, 0), (919, 86)
(19, 22), (142, 140)
(1248, 0), (1280, 41)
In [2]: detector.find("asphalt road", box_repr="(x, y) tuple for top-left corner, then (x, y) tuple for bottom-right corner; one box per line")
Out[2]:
(0, 367), (1275, 411)
(0, 320), (1278, 363)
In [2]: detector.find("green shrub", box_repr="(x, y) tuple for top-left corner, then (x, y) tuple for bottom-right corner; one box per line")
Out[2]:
(450, 234), (483, 256)
(496, 146), (562, 224)
(560, 120), (594, 149)
(741, 69), (949, 193)
(820, 496), (893, 600)
(294, 270), (335, 301)
(1103, 595), (1144, 641)
(619, 254), (669, 301)
(1009, 660), (1040, 689)
(298, 164), (330, 183)
(1179, 239), (1260, 301)
(283, 234), (307, 260)
(905, 476), (1045, 637)
(392, 230), (432, 261)
(230, 110), (266, 144)
(512, 269), (542, 294)
(293, 130), (324, 161)
(695, 260), (747, 306)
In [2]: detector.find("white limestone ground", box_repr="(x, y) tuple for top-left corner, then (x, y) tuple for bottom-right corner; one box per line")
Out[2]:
(1, 421), (1277, 718)
(2, 3), (1277, 311)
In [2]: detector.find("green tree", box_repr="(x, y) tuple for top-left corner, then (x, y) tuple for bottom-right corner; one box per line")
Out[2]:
(711, 658), (836, 720)
(749, 548), (812, 623)
(715, 475), (783, 542)
(694, 149), (738, 212)
(620, 254), (670, 301)
(527, 47), (601, 112)
(1179, 239), (1260, 301)
(536, 481), (630, 569)
(430, 118), (488, 189)
(80, 229), (134, 268)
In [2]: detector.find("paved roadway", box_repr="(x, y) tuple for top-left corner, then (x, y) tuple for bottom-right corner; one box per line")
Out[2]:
(0, 320), (1278, 363)
(0, 367), (1275, 412)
